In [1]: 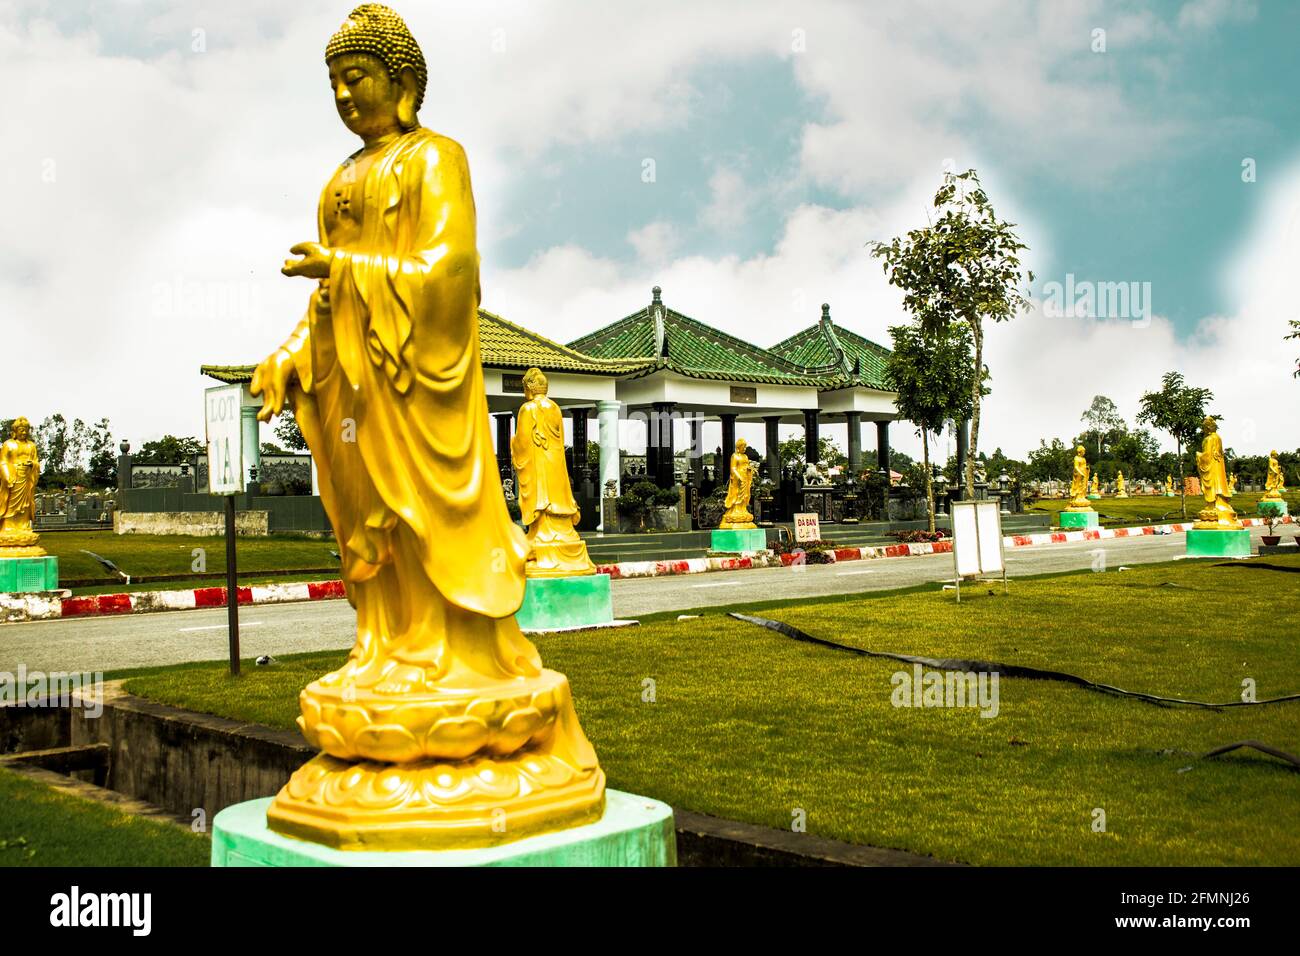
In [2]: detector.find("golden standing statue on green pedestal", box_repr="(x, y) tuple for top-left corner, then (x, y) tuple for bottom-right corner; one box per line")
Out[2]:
(1066, 445), (1091, 510)
(1194, 417), (1241, 530)
(511, 368), (596, 577)
(1263, 450), (1286, 500)
(0, 418), (44, 558)
(250, 4), (602, 850)
(718, 438), (757, 529)
(1115, 470), (1128, 497)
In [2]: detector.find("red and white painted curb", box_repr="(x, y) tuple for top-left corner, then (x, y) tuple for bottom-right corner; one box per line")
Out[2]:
(2, 515), (1290, 624)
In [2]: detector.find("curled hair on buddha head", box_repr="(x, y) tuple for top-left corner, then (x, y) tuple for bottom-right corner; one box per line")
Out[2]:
(10, 416), (30, 439)
(522, 368), (549, 395)
(326, 4), (428, 125)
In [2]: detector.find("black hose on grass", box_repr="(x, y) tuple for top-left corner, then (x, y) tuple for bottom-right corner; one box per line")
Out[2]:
(727, 611), (1300, 710)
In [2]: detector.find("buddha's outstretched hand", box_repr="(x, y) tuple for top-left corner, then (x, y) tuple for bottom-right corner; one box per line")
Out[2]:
(251, 348), (295, 423)
(282, 242), (333, 279)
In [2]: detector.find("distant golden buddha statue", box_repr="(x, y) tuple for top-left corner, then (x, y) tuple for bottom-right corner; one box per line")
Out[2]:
(1067, 445), (1091, 508)
(1115, 470), (1128, 497)
(719, 438), (757, 529)
(1194, 417), (1240, 529)
(1263, 450), (1286, 500)
(510, 368), (595, 577)
(250, 4), (602, 850)
(0, 417), (44, 557)
(1165, 474), (1174, 495)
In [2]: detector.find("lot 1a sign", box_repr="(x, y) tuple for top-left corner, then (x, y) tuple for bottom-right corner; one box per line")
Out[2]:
(205, 385), (244, 495)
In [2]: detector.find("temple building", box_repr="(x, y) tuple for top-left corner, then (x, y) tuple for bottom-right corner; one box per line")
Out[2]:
(201, 285), (899, 525)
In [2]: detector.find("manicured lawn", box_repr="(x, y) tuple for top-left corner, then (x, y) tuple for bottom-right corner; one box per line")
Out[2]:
(36, 531), (339, 592)
(1028, 490), (1298, 528)
(120, 553), (1300, 866)
(0, 767), (210, 867)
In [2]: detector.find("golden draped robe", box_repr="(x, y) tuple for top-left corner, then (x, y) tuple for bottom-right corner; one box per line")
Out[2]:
(510, 393), (594, 576)
(1195, 427), (1239, 528)
(277, 127), (541, 690)
(719, 450), (756, 528)
(1069, 452), (1090, 506)
(0, 438), (39, 541)
(1265, 455), (1285, 497)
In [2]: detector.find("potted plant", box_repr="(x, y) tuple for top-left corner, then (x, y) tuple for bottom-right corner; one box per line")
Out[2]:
(1259, 499), (1285, 546)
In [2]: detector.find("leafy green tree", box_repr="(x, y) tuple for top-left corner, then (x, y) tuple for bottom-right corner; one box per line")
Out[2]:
(1137, 372), (1214, 518)
(1025, 438), (1073, 483)
(1080, 395), (1124, 457)
(777, 436), (846, 472)
(884, 321), (975, 531)
(871, 168), (1033, 497)
(135, 435), (205, 465)
(274, 407), (309, 452)
(1287, 319), (1300, 378)
(87, 418), (116, 488)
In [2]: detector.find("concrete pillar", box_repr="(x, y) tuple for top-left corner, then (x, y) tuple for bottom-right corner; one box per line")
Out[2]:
(720, 413), (737, 473)
(955, 418), (969, 497)
(846, 412), (862, 474)
(763, 416), (781, 480)
(653, 401), (676, 488)
(240, 401), (261, 488)
(804, 409), (820, 464)
(570, 407), (589, 480)
(689, 417), (702, 487)
(494, 413), (512, 476)
(875, 419), (890, 474)
(596, 400), (621, 528)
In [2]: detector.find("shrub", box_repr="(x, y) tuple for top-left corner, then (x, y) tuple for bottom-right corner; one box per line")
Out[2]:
(886, 529), (950, 543)
(616, 481), (679, 531)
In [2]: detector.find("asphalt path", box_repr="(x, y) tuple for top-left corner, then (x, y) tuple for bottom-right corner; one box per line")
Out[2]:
(0, 526), (1271, 674)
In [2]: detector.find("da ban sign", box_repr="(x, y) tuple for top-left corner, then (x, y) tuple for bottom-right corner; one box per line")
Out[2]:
(794, 512), (821, 543)
(205, 384), (244, 495)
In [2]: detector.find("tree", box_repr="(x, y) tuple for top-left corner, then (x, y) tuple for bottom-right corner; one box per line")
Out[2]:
(871, 168), (1033, 497)
(1080, 395), (1124, 457)
(1287, 318), (1300, 378)
(87, 418), (116, 488)
(884, 320), (975, 531)
(274, 407), (309, 452)
(36, 414), (70, 476)
(135, 435), (205, 464)
(1136, 372), (1214, 518)
(1025, 438), (1073, 482)
(777, 436), (847, 472)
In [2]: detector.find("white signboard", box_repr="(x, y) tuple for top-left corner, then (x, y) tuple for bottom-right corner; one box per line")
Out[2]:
(950, 500), (1006, 601)
(205, 385), (244, 496)
(794, 512), (821, 543)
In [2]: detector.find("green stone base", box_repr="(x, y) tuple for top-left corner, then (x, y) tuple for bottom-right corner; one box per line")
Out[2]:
(211, 790), (675, 867)
(1258, 498), (1289, 517)
(1059, 510), (1099, 530)
(1086, 494), (1101, 501)
(514, 573), (613, 631)
(1186, 528), (1252, 558)
(0, 555), (58, 592)
(710, 528), (769, 552)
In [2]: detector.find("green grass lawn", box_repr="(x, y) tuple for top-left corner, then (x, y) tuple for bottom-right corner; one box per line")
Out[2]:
(37, 531), (339, 592)
(119, 553), (1300, 866)
(0, 767), (209, 867)
(1028, 490), (1299, 528)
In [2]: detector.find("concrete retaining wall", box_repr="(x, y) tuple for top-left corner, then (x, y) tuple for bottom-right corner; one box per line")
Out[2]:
(113, 510), (269, 536)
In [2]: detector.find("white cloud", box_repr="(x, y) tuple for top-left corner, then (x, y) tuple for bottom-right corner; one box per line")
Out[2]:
(700, 166), (752, 232)
(626, 221), (681, 264)
(1178, 0), (1257, 32)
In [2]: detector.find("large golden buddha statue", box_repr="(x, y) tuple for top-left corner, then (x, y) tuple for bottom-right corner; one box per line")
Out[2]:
(0, 417), (44, 557)
(1067, 445), (1090, 508)
(1194, 416), (1240, 529)
(511, 368), (595, 577)
(1263, 450), (1286, 500)
(718, 438), (757, 529)
(250, 4), (603, 850)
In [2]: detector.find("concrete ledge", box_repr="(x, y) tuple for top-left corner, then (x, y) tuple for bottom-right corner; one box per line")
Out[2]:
(113, 510), (269, 537)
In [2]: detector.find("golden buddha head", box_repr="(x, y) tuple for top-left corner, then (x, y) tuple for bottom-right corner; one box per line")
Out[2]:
(522, 367), (549, 399)
(1202, 415), (1217, 434)
(1075, 445), (1085, 456)
(326, 4), (426, 137)
(736, 438), (748, 453)
(8, 417), (30, 442)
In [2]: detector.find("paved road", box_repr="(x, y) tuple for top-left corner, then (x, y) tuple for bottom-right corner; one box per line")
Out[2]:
(0, 527), (1270, 673)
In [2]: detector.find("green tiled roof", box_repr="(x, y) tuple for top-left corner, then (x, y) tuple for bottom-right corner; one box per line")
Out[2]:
(768, 305), (892, 390)
(568, 290), (849, 388)
(202, 308), (653, 384)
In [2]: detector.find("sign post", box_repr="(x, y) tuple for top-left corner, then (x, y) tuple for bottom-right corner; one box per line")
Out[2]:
(794, 512), (821, 543)
(205, 385), (244, 676)
(949, 499), (1008, 603)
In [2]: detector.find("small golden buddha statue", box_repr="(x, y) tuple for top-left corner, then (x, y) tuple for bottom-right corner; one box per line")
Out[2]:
(511, 368), (595, 577)
(1263, 450), (1286, 500)
(1115, 470), (1128, 497)
(251, 4), (603, 850)
(1067, 445), (1091, 508)
(718, 438), (757, 529)
(1194, 416), (1241, 530)
(1166, 474), (1174, 496)
(0, 417), (44, 557)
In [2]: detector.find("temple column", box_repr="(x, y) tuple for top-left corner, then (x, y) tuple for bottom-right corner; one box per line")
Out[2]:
(570, 407), (589, 482)
(596, 400), (620, 530)
(846, 411), (862, 474)
(240, 398), (261, 489)
(763, 416), (781, 480)
(803, 409), (820, 464)
(653, 401), (676, 488)
(720, 413), (737, 477)
(494, 413), (512, 478)
(689, 417), (703, 488)
(875, 419), (891, 474)
(642, 407), (658, 486)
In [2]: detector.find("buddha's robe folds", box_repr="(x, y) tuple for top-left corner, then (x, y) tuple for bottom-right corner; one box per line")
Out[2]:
(276, 128), (536, 686)
(1265, 455), (1286, 496)
(511, 394), (594, 576)
(1195, 428), (1239, 527)
(0, 439), (38, 537)
(1069, 454), (1090, 505)
(719, 451), (755, 528)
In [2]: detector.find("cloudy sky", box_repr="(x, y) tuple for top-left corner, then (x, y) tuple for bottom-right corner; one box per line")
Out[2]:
(5, 0), (1299, 462)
